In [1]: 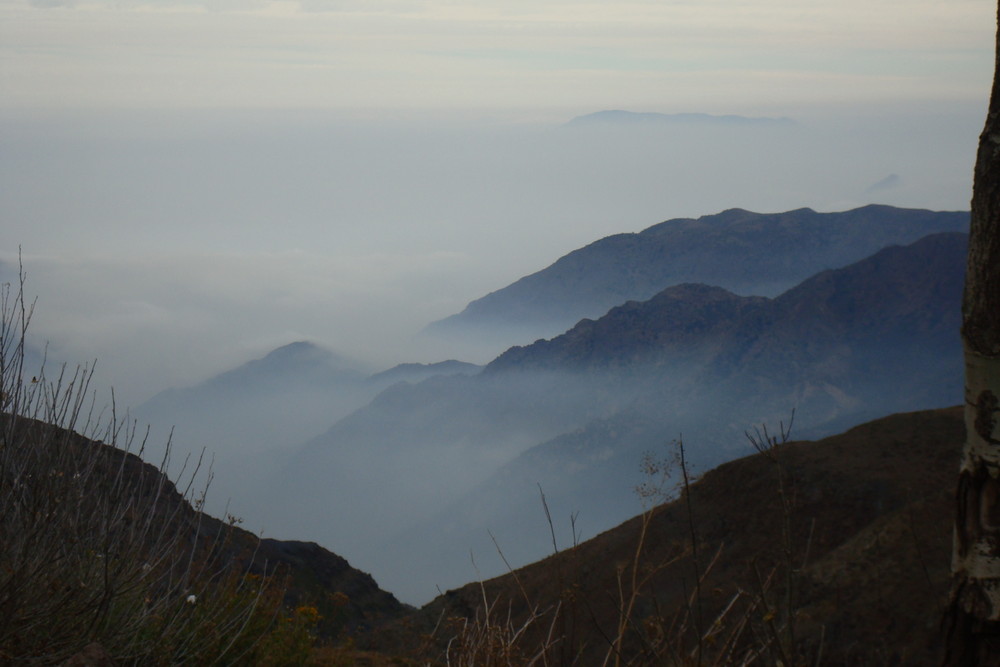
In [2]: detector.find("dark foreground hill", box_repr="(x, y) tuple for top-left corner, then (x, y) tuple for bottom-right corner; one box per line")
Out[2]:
(424, 205), (969, 347)
(384, 407), (965, 665)
(0, 412), (405, 662)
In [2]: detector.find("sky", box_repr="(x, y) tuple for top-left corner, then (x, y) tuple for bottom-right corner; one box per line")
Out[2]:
(0, 0), (995, 407)
(0, 0), (994, 604)
(0, 0), (991, 113)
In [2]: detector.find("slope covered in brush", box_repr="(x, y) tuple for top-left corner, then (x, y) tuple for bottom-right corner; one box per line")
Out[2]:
(400, 406), (964, 665)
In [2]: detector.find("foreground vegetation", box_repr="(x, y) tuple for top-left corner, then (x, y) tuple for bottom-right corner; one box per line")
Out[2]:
(387, 407), (961, 665)
(0, 263), (963, 664)
(0, 272), (331, 664)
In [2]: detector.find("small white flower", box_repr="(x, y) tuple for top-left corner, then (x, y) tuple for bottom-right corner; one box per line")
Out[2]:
(186, 594), (197, 605)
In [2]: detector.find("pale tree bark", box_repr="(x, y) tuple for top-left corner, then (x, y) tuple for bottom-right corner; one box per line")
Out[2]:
(945, 2), (1000, 663)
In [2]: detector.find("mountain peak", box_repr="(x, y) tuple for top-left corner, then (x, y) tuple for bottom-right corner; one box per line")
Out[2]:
(262, 340), (329, 361)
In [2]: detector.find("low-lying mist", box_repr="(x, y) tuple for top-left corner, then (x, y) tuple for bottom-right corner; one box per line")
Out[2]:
(0, 102), (979, 605)
(1, 102), (979, 402)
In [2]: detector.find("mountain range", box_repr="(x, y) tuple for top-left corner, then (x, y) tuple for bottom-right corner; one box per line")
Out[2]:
(12, 198), (976, 661)
(122, 204), (970, 605)
(424, 205), (969, 349)
(269, 229), (966, 604)
(133, 344), (480, 520)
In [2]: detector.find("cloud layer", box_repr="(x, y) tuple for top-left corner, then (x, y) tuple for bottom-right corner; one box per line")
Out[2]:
(0, 102), (982, 409)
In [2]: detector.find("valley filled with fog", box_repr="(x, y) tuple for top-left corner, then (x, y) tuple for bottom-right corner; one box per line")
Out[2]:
(0, 104), (981, 603)
(1, 104), (979, 401)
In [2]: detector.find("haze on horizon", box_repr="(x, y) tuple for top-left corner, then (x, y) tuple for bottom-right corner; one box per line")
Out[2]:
(0, 0), (992, 606)
(0, 0), (992, 407)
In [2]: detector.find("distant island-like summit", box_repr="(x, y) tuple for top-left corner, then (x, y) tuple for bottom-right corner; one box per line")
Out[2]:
(566, 109), (796, 127)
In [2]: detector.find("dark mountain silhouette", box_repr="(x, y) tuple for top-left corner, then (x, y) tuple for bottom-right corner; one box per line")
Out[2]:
(566, 109), (796, 127)
(273, 232), (966, 603)
(4, 414), (406, 646)
(255, 538), (407, 639)
(424, 205), (968, 349)
(488, 231), (965, 408)
(388, 406), (964, 665)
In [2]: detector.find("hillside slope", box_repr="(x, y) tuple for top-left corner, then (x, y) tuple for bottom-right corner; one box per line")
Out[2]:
(400, 406), (964, 665)
(0, 412), (406, 660)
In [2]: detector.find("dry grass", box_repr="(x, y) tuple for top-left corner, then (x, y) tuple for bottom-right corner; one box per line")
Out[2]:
(0, 262), (301, 664)
(420, 429), (817, 667)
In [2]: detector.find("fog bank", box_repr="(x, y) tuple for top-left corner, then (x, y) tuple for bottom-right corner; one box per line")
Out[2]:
(1, 104), (979, 408)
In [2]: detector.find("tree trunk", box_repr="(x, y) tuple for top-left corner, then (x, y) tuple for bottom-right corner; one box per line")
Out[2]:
(945, 2), (1000, 663)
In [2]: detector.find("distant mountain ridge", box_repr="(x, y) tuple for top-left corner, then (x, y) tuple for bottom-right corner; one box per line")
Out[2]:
(133, 342), (479, 525)
(488, 231), (965, 376)
(380, 233), (967, 599)
(277, 231), (967, 603)
(137, 344), (482, 453)
(566, 109), (796, 127)
(424, 205), (969, 348)
(136, 341), (372, 454)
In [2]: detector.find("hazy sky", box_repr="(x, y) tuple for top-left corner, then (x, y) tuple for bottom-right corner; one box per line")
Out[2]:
(1, 0), (990, 114)
(0, 0), (994, 407)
